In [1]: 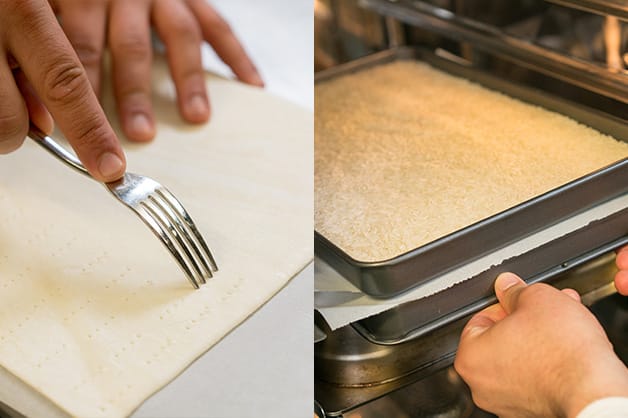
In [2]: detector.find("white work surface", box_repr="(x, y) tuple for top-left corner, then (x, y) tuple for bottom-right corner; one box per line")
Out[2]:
(132, 1), (313, 417)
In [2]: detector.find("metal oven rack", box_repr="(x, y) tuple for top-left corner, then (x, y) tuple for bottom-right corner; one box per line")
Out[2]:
(360, 0), (628, 105)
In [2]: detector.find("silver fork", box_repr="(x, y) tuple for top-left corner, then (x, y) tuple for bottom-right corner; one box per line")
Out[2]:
(28, 126), (218, 289)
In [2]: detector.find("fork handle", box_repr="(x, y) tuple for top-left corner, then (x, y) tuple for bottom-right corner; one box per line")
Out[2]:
(28, 125), (92, 178)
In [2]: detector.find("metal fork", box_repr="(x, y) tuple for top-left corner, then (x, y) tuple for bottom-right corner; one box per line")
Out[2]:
(28, 126), (218, 289)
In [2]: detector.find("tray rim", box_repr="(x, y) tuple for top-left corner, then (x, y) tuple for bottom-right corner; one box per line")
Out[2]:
(353, 232), (628, 345)
(314, 45), (628, 298)
(316, 159), (628, 267)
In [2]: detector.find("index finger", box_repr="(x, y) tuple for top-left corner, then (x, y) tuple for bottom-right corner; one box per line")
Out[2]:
(6, 1), (125, 182)
(617, 245), (628, 270)
(615, 270), (628, 296)
(460, 303), (507, 340)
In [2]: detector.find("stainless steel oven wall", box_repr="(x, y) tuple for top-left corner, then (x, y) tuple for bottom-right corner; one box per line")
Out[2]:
(315, 0), (390, 71)
(362, 0), (628, 110)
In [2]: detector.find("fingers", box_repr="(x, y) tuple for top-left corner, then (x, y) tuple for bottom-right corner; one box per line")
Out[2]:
(561, 288), (581, 302)
(460, 303), (507, 339)
(617, 246), (628, 270)
(14, 69), (54, 134)
(153, 0), (209, 123)
(8, 0), (125, 181)
(455, 303), (506, 387)
(494, 272), (527, 314)
(187, 0), (263, 87)
(108, 0), (155, 142)
(57, 0), (107, 96)
(615, 270), (628, 296)
(614, 247), (628, 296)
(0, 59), (28, 153)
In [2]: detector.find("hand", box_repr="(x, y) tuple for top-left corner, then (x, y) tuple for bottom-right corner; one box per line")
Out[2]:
(51, 0), (263, 142)
(616, 245), (628, 295)
(0, 0), (125, 182)
(454, 272), (628, 418)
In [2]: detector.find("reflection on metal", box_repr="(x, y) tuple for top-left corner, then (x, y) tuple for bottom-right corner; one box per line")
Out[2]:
(545, 0), (628, 21)
(360, 0), (628, 103)
(315, 0), (389, 71)
(315, 255), (622, 416)
(605, 16), (625, 70)
(385, 16), (406, 47)
(315, 324), (328, 343)
(343, 368), (477, 418)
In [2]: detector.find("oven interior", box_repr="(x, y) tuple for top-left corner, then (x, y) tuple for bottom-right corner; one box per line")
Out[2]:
(314, 1), (628, 416)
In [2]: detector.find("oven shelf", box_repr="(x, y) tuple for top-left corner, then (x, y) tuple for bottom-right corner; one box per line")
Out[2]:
(545, 0), (628, 21)
(360, 0), (628, 104)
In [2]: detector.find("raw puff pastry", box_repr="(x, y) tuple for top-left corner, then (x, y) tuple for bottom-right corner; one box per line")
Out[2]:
(0, 56), (312, 417)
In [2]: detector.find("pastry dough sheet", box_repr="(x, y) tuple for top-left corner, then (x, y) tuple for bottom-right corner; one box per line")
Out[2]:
(0, 58), (312, 417)
(315, 61), (628, 262)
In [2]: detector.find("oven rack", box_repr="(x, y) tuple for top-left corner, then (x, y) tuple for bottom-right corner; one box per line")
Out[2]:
(360, 0), (628, 104)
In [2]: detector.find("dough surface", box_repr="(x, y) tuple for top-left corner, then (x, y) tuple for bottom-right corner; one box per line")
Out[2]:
(0, 57), (312, 417)
(315, 61), (628, 262)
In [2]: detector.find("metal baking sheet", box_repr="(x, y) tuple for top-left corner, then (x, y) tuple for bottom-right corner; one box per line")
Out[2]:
(314, 46), (628, 299)
(315, 255), (621, 415)
(316, 253), (619, 386)
(354, 217), (628, 344)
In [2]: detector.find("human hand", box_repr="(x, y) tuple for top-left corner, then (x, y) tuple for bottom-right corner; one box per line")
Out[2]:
(51, 0), (263, 142)
(0, 0), (125, 182)
(616, 245), (628, 295)
(454, 272), (628, 418)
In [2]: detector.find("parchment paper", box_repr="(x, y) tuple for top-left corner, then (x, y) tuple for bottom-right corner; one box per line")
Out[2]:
(315, 194), (627, 330)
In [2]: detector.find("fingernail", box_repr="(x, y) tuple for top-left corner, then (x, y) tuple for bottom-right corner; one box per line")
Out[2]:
(186, 95), (209, 121)
(496, 273), (522, 292)
(98, 152), (125, 180)
(129, 113), (153, 139)
(464, 325), (485, 338)
(251, 73), (264, 87)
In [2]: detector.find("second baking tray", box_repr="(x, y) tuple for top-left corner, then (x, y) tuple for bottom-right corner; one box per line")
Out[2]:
(314, 46), (628, 299)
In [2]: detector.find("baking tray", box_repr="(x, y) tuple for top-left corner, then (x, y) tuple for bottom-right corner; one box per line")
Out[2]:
(354, 221), (628, 344)
(314, 46), (628, 299)
(316, 253), (620, 386)
(315, 259), (624, 416)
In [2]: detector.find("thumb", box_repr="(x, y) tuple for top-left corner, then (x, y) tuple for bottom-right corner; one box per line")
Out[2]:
(495, 272), (527, 314)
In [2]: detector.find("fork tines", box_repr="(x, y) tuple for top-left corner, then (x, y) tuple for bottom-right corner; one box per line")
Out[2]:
(137, 187), (218, 289)
(28, 126), (217, 290)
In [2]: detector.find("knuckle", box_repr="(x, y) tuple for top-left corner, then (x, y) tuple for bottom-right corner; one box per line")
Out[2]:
(523, 283), (548, 299)
(6, 0), (38, 18)
(115, 34), (150, 60)
(69, 114), (111, 151)
(71, 42), (102, 68)
(78, 0), (102, 7)
(171, 19), (202, 42)
(471, 393), (489, 411)
(207, 13), (231, 34)
(453, 356), (464, 376)
(4, 0), (48, 34)
(43, 59), (89, 106)
(453, 350), (470, 377)
(0, 111), (27, 152)
(517, 283), (551, 306)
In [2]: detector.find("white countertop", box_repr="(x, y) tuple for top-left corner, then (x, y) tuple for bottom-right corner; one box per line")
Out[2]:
(134, 265), (313, 418)
(133, 1), (312, 417)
